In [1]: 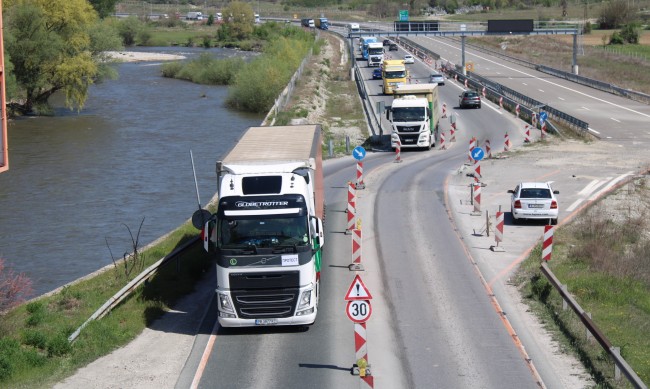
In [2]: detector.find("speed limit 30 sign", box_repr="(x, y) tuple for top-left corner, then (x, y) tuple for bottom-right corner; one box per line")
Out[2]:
(346, 300), (372, 323)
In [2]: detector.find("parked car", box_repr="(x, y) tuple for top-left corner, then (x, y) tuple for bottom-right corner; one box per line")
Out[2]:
(403, 54), (415, 64)
(429, 72), (445, 85)
(383, 39), (391, 46)
(372, 68), (383, 80)
(389, 43), (398, 51)
(508, 182), (559, 225)
(458, 90), (481, 108)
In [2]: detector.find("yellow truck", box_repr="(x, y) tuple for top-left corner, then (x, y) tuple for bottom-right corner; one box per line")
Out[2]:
(382, 59), (408, 95)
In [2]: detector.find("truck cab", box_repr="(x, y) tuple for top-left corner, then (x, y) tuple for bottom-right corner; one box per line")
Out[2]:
(386, 84), (441, 150)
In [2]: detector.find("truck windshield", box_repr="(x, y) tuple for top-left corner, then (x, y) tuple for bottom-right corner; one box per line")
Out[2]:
(369, 48), (383, 55)
(219, 216), (309, 248)
(392, 107), (425, 122)
(384, 70), (406, 79)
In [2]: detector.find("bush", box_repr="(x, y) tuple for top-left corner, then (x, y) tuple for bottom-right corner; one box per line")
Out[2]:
(621, 23), (641, 43)
(22, 330), (47, 349)
(47, 334), (72, 357)
(583, 21), (592, 34)
(609, 31), (625, 45)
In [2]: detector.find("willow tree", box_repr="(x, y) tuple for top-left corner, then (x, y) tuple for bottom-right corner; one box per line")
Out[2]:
(4, 0), (121, 113)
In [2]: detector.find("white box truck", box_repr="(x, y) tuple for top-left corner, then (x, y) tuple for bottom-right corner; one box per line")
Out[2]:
(386, 83), (441, 150)
(202, 125), (325, 327)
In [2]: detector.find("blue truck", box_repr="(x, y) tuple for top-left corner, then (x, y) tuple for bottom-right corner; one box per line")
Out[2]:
(315, 17), (329, 30)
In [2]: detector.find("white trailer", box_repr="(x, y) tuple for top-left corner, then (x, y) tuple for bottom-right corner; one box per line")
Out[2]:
(203, 125), (325, 327)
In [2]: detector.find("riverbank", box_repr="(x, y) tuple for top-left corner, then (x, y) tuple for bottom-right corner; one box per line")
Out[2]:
(104, 51), (187, 62)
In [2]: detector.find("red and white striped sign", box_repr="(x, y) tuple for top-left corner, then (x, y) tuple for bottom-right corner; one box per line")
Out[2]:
(504, 132), (511, 152)
(440, 131), (446, 150)
(485, 139), (491, 159)
(352, 228), (362, 265)
(464, 78), (468, 88)
(482, 86), (486, 98)
(515, 104), (520, 118)
(442, 103), (447, 118)
(473, 160), (481, 183)
(394, 138), (402, 163)
(499, 96), (504, 109)
(473, 183), (481, 213)
(495, 211), (504, 243)
(543, 225), (554, 261)
(355, 322), (374, 387)
(347, 182), (356, 233)
(356, 161), (365, 189)
(524, 125), (531, 143)
(468, 137), (476, 163)
(450, 127), (456, 142)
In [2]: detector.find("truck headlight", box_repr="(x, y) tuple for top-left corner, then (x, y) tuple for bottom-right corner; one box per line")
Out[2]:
(297, 289), (312, 310)
(217, 292), (234, 314)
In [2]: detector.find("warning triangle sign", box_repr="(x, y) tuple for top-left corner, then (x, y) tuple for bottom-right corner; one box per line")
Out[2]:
(344, 275), (373, 301)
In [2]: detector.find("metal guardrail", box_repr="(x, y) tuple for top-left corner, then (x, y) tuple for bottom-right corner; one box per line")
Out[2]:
(68, 236), (200, 343)
(460, 39), (650, 105)
(540, 262), (648, 389)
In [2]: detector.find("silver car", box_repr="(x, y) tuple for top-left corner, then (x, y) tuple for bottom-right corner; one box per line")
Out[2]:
(429, 72), (445, 85)
(508, 182), (559, 225)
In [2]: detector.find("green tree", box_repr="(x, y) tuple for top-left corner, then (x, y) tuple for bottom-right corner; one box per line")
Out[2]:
(88, 0), (121, 18)
(223, 1), (254, 40)
(5, 0), (120, 113)
(599, 0), (637, 29)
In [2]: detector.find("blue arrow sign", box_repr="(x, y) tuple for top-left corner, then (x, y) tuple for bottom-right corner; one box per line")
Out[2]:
(539, 111), (548, 123)
(471, 147), (485, 161)
(353, 146), (366, 161)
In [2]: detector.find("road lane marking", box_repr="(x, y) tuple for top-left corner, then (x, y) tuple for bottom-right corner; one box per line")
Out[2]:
(588, 127), (600, 134)
(566, 198), (584, 212)
(426, 37), (650, 119)
(578, 178), (608, 196)
(538, 89), (544, 92)
(558, 97), (565, 101)
(610, 117), (621, 123)
(588, 172), (633, 201)
(581, 106), (590, 110)
(190, 319), (220, 389)
(522, 82), (528, 86)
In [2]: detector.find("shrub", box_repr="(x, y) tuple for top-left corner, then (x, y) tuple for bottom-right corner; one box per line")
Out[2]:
(609, 31), (625, 45)
(22, 330), (47, 349)
(47, 334), (72, 357)
(0, 259), (33, 312)
(621, 23), (641, 44)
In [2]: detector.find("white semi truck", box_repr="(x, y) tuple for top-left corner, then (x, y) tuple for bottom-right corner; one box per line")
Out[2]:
(367, 41), (384, 67)
(202, 125), (325, 327)
(386, 83), (441, 150)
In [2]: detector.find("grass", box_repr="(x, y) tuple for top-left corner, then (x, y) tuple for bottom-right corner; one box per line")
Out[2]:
(515, 178), (650, 387)
(0, 220), (211, 388)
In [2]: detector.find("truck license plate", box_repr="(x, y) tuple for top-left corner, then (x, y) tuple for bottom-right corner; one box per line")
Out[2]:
(255, 319), (279, 325)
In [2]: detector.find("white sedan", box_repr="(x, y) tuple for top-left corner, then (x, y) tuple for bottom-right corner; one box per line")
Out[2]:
(508, 182), (559, 225)
(403, 54), (415, 64)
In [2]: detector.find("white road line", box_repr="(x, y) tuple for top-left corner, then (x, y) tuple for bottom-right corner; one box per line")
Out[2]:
(538, 89), (544, 92)
(522, 82), (528, 86)
(566, 198), (584, 212)
(610, 118), (621, 123)
(426, 37), (650, 119)
(588, 127), (600, 134)
(581, 106), (590, 110)
(558, 97), (565, 101)
(588, 172), (634, 201)
(578, 178), (609, 196)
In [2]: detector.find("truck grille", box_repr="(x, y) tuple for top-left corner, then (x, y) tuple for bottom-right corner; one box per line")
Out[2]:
(397, 125), (419, 133)
(229, 271), (300, 319)
(398, 134), (420, 144)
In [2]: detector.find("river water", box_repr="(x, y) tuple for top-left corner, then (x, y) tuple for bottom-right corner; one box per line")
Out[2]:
(0, 47), (263, 296)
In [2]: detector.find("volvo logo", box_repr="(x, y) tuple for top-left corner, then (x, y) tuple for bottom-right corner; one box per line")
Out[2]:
(229, 258), (237, 266)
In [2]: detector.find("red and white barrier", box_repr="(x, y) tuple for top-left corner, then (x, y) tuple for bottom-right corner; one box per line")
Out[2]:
(485, 139), (491, 159)
(524, 125), (531, 143)
(532, 112), (538, 127)
(482, 86), (486, 98)
(473, 183), (481, 214)
(346, 182), (356, 233)
(473, 160), (481, 183)
(442, 103), (447, 118)
(468, 137), (476, 163)
(499, 96), (504, 109)
(541, 122), (547, 140)
(394, 139), (402, 163)
(440, 131), (446, 150)
(350, 226), (363, 270)
(355, 322), (374, 387)
(356, 161), (365, 189)
(504, 132), (511, 152)
(450, 127), (456, 142)
(543, 225), (554, 261)
(454, 74), (458, 82)
(495, 211), (504, 244)
(515, 104), (520, 118)
(464, 78), (468, 88)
